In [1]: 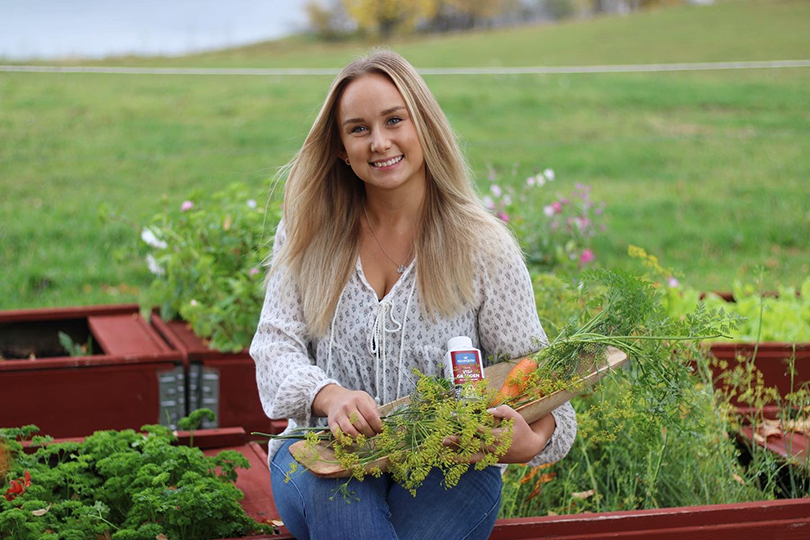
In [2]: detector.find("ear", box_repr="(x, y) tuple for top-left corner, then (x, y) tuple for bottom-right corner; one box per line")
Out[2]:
(337, 147), (348, 162)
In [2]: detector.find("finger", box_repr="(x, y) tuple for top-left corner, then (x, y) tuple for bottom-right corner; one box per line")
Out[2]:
(336, 416), (361, 439)
(487, 405), (518, 419)
(357, 400), (384, 434)
(453, 451), (484, 464)
(442, 435), (460, 448)
(350, 412), (377, 438)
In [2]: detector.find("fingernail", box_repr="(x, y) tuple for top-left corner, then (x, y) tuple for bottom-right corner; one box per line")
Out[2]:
(486, 407), (497, 413)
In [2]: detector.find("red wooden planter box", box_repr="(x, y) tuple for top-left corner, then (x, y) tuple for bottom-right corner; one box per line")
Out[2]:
(695, 291), (810, 414)
(487, 498), (810, 539)
(707, 342), (810, 413)
(150, 312), (287, 436)
(0, 304), (185, 437)
(222, 498), (810, 540)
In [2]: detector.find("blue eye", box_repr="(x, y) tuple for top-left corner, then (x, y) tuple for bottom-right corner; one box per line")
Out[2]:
(350, 126), (367, 134)
(388, 117), (402, 125)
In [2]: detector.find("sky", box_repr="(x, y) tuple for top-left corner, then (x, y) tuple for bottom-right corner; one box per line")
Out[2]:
(0, 0), (308, 60)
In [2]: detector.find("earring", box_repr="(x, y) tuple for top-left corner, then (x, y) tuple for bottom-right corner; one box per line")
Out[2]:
(345, 159), (351, 165)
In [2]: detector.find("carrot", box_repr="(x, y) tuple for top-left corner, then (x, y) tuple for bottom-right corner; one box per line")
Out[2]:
(489, 357), (539, 407)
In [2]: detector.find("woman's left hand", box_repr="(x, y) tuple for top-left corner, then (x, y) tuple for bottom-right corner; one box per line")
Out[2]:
(443, 405), (555, 464)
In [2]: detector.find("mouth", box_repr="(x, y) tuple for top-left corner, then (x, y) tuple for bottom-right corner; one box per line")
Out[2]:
(370, 155), (404, 169)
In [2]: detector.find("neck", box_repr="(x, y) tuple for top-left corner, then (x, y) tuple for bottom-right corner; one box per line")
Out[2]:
(363, 177), (425, 231)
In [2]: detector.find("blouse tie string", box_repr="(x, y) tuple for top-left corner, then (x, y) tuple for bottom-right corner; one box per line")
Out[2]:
(368, 299), (402, 405)
(396, 278), (418, 398)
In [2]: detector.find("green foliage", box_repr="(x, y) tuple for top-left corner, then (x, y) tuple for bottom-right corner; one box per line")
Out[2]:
(56, 332), (92, 357)
(178, 408), (217, 433)
(0, 423), (275, 539)
(663, 278), (810, 343)
(529, 268), (739, 428)
(141, 182), (281, 352)
(500, 370), (769, 517)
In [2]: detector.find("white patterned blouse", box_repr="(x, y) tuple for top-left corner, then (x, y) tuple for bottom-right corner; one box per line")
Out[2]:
(250, 220), (577, 471)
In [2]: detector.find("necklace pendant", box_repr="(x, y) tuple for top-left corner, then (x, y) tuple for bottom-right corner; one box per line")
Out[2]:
(397, 264), (406, 274)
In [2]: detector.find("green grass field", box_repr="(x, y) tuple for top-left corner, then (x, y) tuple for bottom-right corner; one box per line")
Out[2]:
(1, 0), (809, 309)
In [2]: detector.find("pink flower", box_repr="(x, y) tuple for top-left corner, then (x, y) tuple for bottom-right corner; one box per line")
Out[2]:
(526, 176), (535, 186)
(543, 168), (555, 181)
(490, 185), (502, 197)
(579, 249), (596, 265)
(551, 201), (562, 214)
(249, 267), (260, 277)
(181, 200), (194, 212)
(560, 198), (569, 205)
(482, 195), (495, 210)
(543, 205), (555, 217)
(497, 212), (510, 223)
(668, 276), (680, 288)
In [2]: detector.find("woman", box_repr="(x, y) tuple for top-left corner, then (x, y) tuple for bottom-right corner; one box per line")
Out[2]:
(250, 50), (576, 540)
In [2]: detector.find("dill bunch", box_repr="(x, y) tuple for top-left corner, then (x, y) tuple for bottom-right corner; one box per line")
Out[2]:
(283, 373), (512, 498)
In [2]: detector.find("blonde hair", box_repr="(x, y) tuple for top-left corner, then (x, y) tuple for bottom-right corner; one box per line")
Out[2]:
(271, 49), (519, 337)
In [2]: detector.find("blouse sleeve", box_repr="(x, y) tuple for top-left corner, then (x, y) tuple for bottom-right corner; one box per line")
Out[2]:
(249, 220), (341, 427)
(476, 238), (577, 466)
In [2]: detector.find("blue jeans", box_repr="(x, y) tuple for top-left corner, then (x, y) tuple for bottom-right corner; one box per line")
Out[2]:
(270, 439), (502, 540)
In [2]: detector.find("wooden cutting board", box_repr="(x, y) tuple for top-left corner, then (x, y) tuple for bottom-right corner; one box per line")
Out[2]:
(290, 345), (628, 478)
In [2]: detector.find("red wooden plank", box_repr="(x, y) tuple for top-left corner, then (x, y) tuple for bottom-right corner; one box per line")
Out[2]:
(88, 313), (172, 356)
(490, 499), (810, 539)
(739, 425), (810, 465)
(707, 343), (810, 410)
(491, 518), (810, 540)
(175, 427), (247, 449)
(0, 304), (141, 323)
(0, 362), (178, 437)
(0, 352), (183, 371)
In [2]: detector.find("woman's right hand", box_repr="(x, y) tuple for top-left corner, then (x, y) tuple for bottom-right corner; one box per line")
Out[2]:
(312, 384), (383, 439)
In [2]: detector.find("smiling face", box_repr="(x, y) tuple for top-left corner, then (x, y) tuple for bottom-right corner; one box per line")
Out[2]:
(337, 73), (426, 196)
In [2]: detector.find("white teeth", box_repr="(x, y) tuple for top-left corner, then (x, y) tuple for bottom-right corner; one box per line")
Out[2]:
(372, 155), (403, 168)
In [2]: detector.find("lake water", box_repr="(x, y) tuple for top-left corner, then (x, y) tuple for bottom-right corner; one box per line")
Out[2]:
(0, 0), (308, 60)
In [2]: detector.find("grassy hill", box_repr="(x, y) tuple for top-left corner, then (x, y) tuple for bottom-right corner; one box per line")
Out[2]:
(1, 0), (809, 308)
(48, 0), (810, 68)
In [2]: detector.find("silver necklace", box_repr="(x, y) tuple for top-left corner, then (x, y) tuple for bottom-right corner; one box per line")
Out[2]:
(363, 207), (413, 274)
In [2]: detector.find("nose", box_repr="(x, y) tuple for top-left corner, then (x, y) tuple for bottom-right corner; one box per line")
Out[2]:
(370, 129), (391, 154)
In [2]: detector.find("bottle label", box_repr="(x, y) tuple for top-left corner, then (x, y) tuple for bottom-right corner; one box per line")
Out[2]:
(450, 350), (483, 386)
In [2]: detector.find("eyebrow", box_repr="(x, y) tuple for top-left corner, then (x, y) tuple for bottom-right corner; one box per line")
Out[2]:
(342, 106), (406, 127)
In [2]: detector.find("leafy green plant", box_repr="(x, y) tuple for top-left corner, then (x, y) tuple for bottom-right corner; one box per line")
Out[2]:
(56, 332), (92, 357)
(628, 245), (810, 343)
(503, 261), (810, 518)
(0, 422), (276, 539)
(141, 182), (280, 352)
(499, 368), (770, 518)
(663, 279), (810, 343)
(177, 408), (217, 448)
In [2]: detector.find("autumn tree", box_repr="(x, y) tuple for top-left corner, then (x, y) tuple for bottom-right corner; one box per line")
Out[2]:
(445, 0), (516, 28)
(305, 0), (352, 40)
(343, 0), (439, 38)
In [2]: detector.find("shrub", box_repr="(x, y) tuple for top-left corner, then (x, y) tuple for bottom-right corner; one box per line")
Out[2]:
(140, 183), (280, 352)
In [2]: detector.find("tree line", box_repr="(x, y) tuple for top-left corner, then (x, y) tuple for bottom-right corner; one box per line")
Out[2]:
(305, 0), (690, 40)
